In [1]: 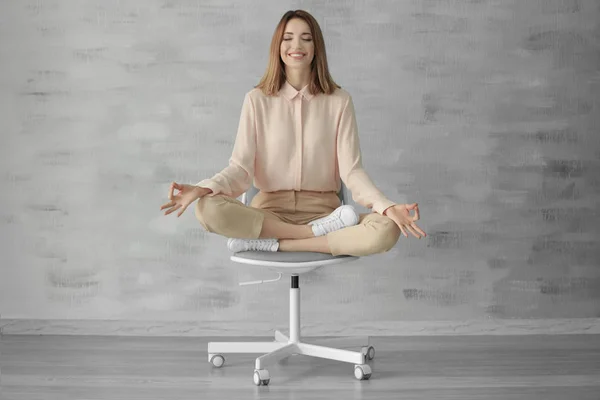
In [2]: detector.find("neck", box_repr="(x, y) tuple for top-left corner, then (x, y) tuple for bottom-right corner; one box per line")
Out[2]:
(285, 68), (311, 90)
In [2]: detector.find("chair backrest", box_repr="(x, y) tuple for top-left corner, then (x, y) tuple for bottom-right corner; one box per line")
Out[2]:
(242, 185), (260, 206)
(241, 181), (349, 206)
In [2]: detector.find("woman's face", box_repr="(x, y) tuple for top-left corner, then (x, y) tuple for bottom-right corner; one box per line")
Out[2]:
(280, 18), (315, 72)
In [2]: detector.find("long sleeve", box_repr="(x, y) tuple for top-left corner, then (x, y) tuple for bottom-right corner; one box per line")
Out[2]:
(337, 95), (401, 215)
(195, 92), (256, 199)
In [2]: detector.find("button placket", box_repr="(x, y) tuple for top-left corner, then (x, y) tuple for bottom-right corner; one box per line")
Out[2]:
(294, 96), (303, 190)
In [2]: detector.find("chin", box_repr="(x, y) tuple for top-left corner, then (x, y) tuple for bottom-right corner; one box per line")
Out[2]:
(286, 59), (313, 68)
(284, 63), (307, 70)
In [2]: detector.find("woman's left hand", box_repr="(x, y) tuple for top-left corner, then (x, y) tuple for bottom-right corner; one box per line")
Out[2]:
(384, 203), (426, 239)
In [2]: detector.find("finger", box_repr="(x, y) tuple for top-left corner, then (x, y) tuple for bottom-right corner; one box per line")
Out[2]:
(164, 204), (182, 215)
(405, 203), (418, 210)
(411, 223), (426, 237)
(160, 201), (175, 210)
(164, 204), (181, 215)
(162, 206), (173, 215)
(168, 182), (176, 200)
(399, 225), (408, 238)
(412, 207), (420, 221)
(389, 215), (408, 238)
(177, 204), (188, 217)
(405, 224), (421, 239)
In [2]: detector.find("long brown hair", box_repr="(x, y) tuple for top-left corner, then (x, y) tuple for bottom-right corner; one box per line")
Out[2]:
(255, 10), (340, 96)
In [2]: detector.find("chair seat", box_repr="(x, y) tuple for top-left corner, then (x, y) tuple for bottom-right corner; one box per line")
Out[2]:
(230, 251), (359, 274)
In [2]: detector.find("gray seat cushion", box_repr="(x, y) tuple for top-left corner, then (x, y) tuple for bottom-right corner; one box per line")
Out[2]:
(233, 251), (355, 263)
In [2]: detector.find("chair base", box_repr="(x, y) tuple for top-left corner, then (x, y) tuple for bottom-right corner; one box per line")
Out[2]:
(208, 274), (374, 385)
(208, 330), (375, 385)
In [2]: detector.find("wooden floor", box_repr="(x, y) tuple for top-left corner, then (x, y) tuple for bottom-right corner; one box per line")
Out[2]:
(1, 334), (599, 399)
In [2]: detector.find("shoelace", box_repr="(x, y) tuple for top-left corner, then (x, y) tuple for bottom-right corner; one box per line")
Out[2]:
(245, 239), (276, 251)
(317, 216), (344, 231)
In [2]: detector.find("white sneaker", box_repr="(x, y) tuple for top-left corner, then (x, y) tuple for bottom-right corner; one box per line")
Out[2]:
(227, 238), (279, 253)
(308, 205), (359, 237)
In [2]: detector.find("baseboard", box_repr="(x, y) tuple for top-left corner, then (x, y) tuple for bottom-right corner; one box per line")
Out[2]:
(1, 318), (599, 336)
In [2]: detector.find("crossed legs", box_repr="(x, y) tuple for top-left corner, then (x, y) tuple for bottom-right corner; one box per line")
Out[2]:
(195, 194), (401, 256)
(257, 211), (402, 256)
(259, 218), (314, 239)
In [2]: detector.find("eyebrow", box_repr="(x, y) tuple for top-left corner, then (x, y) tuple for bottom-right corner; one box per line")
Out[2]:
(284, 32), (312, 35)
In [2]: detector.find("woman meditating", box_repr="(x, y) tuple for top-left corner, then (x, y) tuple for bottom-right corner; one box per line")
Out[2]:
(160, 9), (426, 256)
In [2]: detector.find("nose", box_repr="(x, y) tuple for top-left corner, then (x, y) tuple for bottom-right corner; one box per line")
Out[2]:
(292, 37), (304, 48)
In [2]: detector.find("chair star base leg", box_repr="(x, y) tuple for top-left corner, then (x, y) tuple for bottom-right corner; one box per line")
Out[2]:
(255, 343), (298, 370)
(296, 342), (365, 364)
(208, 341), (287, 355)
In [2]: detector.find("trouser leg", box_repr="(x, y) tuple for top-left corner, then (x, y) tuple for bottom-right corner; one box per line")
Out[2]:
(194, 194), (281, 239)
(326, 212), (401, 256)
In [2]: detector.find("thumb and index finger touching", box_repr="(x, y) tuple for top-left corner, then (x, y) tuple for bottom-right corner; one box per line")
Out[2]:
(389, 203), (425, 238)
(169, 181), (183, 200)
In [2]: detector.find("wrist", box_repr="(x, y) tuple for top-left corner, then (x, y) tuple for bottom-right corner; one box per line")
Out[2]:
(194, 186), (212, 198)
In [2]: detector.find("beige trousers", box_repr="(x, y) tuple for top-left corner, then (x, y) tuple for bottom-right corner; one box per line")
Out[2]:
(194, 190), (401, 257)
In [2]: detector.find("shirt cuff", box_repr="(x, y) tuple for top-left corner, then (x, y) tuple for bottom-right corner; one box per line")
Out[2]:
(194, 179), (222, 196)
(373, 199), (398, 216)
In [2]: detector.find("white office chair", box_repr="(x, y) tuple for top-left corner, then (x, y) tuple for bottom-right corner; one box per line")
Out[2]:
(207, 183), (375, 386)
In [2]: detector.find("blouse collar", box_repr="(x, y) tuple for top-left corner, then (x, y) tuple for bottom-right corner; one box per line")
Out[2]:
(280, 80), (314, 101)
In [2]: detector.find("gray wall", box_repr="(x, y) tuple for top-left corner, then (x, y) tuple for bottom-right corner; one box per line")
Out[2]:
(1, 0), (599, 332)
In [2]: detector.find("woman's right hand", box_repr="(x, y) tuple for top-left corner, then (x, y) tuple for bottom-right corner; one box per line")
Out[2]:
(160, 182), (211, 217)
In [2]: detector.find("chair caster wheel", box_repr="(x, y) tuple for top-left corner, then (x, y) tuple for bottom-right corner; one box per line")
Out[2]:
(362, 345), (375, 360)
(354, 364), (372, 380)
(253, 369), (270, 386)
(208, 354), (225, 368)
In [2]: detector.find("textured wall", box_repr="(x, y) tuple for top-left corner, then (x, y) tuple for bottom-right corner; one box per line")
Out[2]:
(0, 0), (599, 331)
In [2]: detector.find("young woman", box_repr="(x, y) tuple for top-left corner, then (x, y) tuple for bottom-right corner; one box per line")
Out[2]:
(160, 10), (425, 257)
